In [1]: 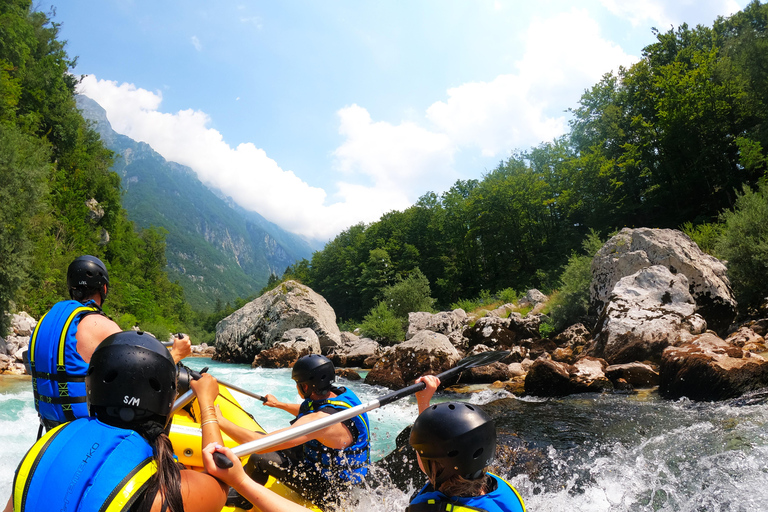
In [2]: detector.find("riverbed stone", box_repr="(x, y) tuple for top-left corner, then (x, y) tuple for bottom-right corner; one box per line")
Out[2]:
(659, 332), (768, 400)
(327, 332), (381, 368)
(605, 362), (659, 388)
(364, 330), (461, 389)
(214, 280), (341, 364)
(591, 227), (736, 334)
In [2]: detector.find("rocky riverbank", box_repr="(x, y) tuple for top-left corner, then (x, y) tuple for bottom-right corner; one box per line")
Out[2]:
(5, 227), (768, 403)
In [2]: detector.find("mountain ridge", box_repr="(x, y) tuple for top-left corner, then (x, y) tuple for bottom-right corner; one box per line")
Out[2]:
(76, 95), (317, 311)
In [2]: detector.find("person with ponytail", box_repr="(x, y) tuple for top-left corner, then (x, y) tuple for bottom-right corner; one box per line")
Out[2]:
(406, 375), (526, 512)
(9, 331), (225, 512)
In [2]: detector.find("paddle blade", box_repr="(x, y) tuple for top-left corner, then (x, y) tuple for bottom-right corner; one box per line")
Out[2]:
(435, 349), (510, 380)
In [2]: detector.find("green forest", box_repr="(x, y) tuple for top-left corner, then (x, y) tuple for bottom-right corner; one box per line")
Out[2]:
(0, 1), (191, 339)
(2, 1), (768, 344)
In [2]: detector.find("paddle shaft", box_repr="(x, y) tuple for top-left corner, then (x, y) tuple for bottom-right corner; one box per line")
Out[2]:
(217, 359), (480, 467)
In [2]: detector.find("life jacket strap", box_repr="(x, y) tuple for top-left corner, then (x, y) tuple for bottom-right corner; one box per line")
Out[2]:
(406, 500), (489, 512)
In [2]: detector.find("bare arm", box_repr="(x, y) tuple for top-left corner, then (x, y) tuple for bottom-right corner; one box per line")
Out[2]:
(415, 375), (441, 414)
(75, 314), (122, 363)
(216, 406), (267, 444)
(262, 393), (301, 416)
(202, 443), (312, 512)
(149, 469), (227, 512)
(190, 375), (225, 448)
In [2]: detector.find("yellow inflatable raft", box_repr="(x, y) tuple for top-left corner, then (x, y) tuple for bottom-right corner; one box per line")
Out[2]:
(169, 385), (323, 512)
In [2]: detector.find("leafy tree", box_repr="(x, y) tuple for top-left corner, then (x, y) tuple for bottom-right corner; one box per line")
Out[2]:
(381, 267), (436, 319)
(359, 301), (404, 345)
(0, 124), (49, 334)
(715, 182), (768, 314)
(546, 230), (605, 333)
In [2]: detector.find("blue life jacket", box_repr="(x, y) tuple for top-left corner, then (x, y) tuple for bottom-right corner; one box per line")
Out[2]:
(12, 417), (157, 512)
(407, 473), (526, 512)
(29, 300), (102, 425)
(296, 386), (370, 483)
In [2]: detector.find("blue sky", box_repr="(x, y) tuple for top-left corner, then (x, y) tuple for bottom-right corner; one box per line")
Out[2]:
(52, 0), (749, 241)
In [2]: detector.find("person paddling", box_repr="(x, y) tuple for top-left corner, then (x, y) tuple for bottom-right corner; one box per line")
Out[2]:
(407, 375), (527, 512)
(214, 354), (370, 508)
(27, 255), (191, 433)
(9, 331), (224, 512)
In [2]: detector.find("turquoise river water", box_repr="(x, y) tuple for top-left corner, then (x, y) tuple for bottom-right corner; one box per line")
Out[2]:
(2, 357), (768, 510)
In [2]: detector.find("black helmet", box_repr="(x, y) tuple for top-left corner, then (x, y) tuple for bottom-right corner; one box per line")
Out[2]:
(410, 402), (496, 485)
(67, 255), (109, 302)
(86, 331), (177, 425)
(291, 354), (335, 397)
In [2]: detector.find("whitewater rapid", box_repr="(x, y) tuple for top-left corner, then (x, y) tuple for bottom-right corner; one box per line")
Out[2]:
(2, 358), (768, 511)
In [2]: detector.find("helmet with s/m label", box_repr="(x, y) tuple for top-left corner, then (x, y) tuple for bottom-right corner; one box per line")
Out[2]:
(86, 330), (177, 425)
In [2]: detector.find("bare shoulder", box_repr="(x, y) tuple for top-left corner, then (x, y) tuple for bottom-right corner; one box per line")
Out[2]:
(75, 314), (121, 362)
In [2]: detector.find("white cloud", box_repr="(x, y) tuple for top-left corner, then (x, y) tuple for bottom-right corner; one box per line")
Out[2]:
(190, 35), (202, 51)
(78, 75), (377, 240)
(333, 105), (457, 193)
(425, 8), (635, 157)
(599, 0), (744, 28)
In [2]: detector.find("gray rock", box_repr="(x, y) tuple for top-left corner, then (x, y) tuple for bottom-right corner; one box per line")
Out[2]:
(214, 281), (341, 363)
(524, 354), (612, 397)
(364, 330), (460, 389)
(327, 332), (381, 367)
(660, 332), (768, 400)
(406, 309), (468, 340)
(605, 362), (659, 388)
(11, 312), (36, 336)
(276, 328), (322, 354)
(591, 227), (736, 333)
(588, 265), (707, 364)
(519, 289), (548, 307)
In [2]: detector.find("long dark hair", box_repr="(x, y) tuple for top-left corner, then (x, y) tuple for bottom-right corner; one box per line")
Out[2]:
(134, 421), (184, 512)
(426, 459), (490, 498)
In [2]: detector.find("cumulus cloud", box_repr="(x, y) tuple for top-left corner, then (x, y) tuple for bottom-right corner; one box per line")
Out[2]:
(333, 105), (457, 193)
(599, 0), (744, 28)
(78, 75), (375, 240)
(425, 8), (636, 156)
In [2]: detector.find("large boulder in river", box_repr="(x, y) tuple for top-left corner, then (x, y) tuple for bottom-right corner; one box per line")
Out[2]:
(659, 332), (768, 400)
(253, 327), (322, 368)
(364, 330), (461, 389)
(587, 265), (707, 364)
(591, 228), (736, 334)
(214, 281), (341, 364)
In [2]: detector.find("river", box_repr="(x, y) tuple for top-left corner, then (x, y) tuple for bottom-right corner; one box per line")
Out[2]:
(2, 358), (768, 510)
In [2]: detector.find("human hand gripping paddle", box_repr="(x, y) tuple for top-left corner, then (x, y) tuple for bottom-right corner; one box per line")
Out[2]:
(210, 350), (511, 469)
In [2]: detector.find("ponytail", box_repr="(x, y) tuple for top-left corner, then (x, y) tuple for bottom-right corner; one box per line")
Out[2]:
(135, 423), (184, 512)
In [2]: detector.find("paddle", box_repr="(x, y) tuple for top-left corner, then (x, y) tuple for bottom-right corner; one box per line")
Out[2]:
(169, 366), (269, 417)
(213, 349), (510, 468)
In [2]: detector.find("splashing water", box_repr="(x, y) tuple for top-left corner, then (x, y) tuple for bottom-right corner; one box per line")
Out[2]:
(2, 359), (768, 511)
